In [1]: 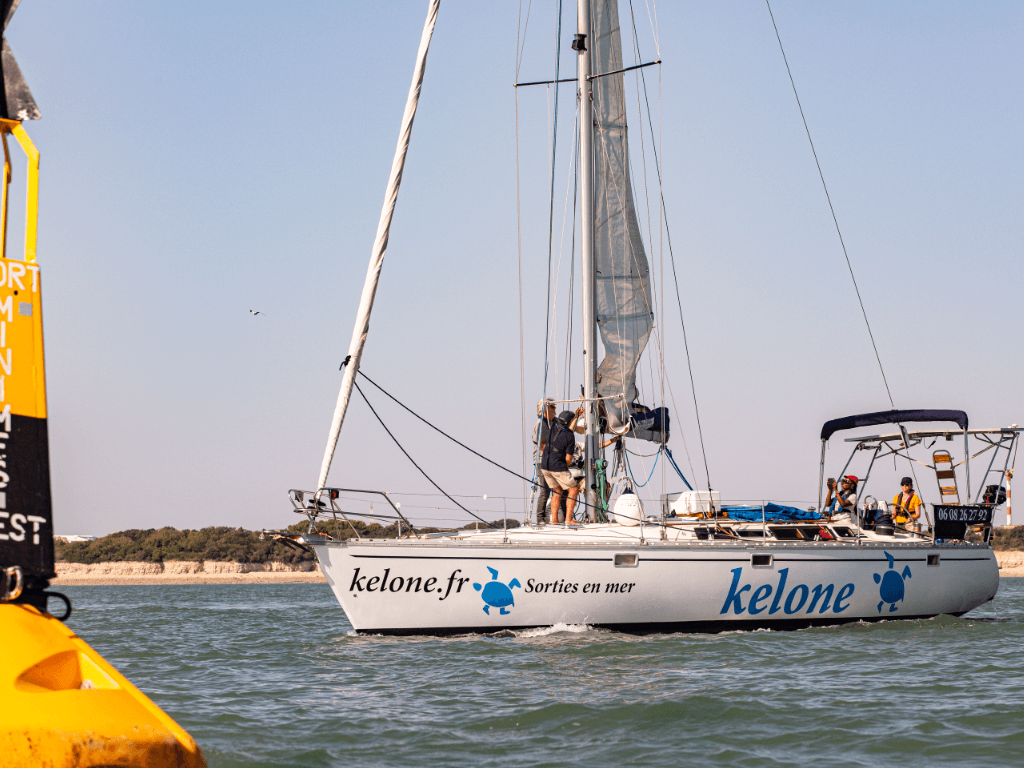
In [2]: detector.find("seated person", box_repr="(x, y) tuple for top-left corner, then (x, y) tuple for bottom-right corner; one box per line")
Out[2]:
(892, 477), (923, 532)
(825, 475), (858, 519)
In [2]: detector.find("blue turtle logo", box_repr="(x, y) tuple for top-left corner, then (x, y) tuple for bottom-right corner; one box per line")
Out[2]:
(873, 551), (912, 613)
(473, 567), (521, 615)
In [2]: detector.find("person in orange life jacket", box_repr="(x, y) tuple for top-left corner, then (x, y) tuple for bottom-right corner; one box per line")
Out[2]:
(825, 475), (858, 518)
(892, 477), (923, 531)
(541, 411), (580, 525)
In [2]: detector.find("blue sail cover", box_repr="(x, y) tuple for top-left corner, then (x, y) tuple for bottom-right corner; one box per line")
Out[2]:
(819, 409), (968, 441)
(720, 503), (822, 522)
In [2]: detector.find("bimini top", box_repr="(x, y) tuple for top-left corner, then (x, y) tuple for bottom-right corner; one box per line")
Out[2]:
(820, 409), (968, 441)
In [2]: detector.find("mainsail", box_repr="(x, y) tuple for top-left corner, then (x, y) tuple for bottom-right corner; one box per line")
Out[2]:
(590, 0), (654, 433)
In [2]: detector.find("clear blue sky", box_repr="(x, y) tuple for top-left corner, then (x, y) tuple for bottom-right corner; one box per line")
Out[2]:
(11, 1), (1021, 535)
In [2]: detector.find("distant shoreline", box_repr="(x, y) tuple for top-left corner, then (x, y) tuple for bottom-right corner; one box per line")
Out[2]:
(50, 552), (1024, 585)
(995, 550), (1024, 577)
(52, 560), (326, 585)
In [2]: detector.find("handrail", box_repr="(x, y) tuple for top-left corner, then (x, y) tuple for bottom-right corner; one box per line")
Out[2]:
(289, 487), (418, 538)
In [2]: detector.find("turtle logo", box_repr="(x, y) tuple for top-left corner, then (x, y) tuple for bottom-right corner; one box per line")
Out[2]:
(473, 567), (521, 615)
(873, 551), (912, 613)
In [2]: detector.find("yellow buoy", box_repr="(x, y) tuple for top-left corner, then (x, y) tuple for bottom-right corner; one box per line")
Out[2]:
(0, 13), (206, 765)
(0, 603), (206, 767)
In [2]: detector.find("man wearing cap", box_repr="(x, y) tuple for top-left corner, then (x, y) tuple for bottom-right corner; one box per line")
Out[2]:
(892, 477), (923, 532)
(532, 399), (557, 524)
(541, 410), (580, 525)
(825, 475), (859, 519)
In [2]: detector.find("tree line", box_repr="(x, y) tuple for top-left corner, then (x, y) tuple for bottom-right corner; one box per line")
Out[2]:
(55, 519), (522, 564)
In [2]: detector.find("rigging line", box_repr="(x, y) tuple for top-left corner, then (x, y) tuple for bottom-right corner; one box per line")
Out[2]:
(663, 447), (694, 491)
(515, 2), (528, 519)
(626, 0), (663, 363)
(358, 370), (530, 484)
(628, 0), (658, 332)
(353, 381), (494, 529)
(624, 445), (661, 488)
(356, 369), (605, 515)
(765, 0), (894, 409)
(632, 63), (712, 492)
(643, 0), (660, 58)
(626, 448), (660, 458)
(657, 34), (665, 493)
(327, 496), (531, 513)
(515, 0), (534, 77)
(540, 0), (564, 410)
(563, 122), (580, 402)
(550, 97), (581, 398)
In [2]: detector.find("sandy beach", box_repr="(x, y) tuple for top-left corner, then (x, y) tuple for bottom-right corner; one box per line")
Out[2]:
(995, 550), (1024, 578)
(52, 560), (326, 585)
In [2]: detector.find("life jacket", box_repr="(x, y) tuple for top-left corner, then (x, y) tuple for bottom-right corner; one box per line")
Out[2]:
(837, 487), (855, 509)
(893, 491), (920, 524)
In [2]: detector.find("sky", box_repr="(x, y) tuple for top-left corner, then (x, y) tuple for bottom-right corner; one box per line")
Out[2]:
(8, 1), (1022, 535)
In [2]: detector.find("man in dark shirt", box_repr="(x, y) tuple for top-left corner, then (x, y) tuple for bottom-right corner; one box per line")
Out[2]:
(541, 410), (580, 525)
(532, 399), (557, 524)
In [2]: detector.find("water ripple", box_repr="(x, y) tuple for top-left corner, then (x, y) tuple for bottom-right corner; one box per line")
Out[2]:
(59, 579), (1024, 767)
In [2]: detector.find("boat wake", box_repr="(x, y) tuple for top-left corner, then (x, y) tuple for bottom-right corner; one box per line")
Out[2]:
(512, 623), (597, 638)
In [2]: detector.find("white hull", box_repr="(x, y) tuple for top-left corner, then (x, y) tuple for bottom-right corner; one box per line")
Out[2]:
(307, 527), (999, 635)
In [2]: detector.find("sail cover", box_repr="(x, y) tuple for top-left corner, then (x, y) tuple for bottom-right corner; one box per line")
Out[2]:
(591, 0), (654, 433)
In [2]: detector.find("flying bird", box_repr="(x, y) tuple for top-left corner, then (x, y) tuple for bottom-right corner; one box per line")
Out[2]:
(249, 310), (265, 317)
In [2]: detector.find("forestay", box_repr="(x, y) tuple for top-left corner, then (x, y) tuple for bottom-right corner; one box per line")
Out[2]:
(591, 0), (654, 433)
(316, 0), (442, 492)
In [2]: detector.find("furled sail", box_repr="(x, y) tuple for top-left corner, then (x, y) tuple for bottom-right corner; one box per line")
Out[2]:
(591, 0), (654, 434)
(316, 0), (441, 492)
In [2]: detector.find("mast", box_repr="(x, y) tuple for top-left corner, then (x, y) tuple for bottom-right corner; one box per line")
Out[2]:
(576, 0), (600, 519)
(316, 0), (442, 494)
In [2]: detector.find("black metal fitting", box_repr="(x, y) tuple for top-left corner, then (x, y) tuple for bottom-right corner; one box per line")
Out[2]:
(571, 33), (586, 52)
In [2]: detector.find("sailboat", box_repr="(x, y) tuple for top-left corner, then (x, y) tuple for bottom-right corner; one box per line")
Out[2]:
(282, 0), (1014, 635)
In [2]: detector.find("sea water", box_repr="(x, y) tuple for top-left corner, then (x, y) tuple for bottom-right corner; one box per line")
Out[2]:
(61, 580), (1024, 767)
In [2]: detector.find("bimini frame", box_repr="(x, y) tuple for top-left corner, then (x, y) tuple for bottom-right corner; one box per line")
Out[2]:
(816, 409), (1020, 523)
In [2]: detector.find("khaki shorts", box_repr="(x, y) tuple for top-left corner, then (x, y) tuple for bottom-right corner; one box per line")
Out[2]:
(541, 470), (576, 492)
